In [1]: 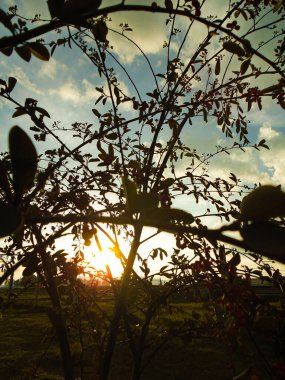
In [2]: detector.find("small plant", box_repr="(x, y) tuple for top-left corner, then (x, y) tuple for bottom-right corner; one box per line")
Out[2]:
(0, 1), (285, 379)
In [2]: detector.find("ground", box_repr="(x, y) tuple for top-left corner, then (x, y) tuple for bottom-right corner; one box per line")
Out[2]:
(0, 287), (283, 380)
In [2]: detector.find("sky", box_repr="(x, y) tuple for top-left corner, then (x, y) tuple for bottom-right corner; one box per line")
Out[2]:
(0, 0), (285, 277)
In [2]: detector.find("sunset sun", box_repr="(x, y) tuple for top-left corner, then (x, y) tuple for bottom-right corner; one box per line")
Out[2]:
(82, 235), (125, 279)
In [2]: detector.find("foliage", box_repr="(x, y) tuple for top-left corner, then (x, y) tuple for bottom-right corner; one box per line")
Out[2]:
(0, 1), (285, 379)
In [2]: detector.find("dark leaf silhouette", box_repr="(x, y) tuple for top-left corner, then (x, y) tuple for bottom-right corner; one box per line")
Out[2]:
(27, 42), (50, 61)
(9, 126), (38, 199)
(240, 185), (285, 221)
(241, 222), (285, 263)
(15, 45), (32, 62)
(92, 20), (108, 43)
(223, 41), (245, 56)
(0, 201), (23, 238)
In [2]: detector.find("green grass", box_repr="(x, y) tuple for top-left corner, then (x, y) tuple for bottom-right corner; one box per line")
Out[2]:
(0, 288), (281, 380)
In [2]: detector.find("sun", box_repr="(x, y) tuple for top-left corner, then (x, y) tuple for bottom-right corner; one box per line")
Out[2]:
(83, 235), (126, 279)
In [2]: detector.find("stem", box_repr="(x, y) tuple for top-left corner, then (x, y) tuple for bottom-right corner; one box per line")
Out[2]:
(0, 223), (73, 286)
(33, 227), (74, 380)
(0, 4), (283, 78)
(100, 226), (142, 380)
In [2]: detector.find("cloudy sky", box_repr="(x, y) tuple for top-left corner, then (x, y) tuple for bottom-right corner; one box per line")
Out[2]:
(0, 0), (284, 276)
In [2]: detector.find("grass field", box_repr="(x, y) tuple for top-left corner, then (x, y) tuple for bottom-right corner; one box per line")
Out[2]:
(0, 287), (283, 380)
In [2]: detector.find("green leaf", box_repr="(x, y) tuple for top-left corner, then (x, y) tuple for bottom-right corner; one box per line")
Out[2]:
(1, 46), (13, 56)
(9, 126), (38, 199)
(35, 106), (50, 118)
(215, 58), (220, 75)
(135, 192), (159, 212)
(240, 185), (285, 221)
(27, 42), (50, 61)
(165, 0), (173, 10)
(22, 256), (40, 276)
(228, 252), (240, 267)
(47, 0), (61, 18)
(0, 201), (23, 238)
(12, 107), (28, 118)
(161, 178), (175, 189)
(92, 20), (108, 43)
(150, 208), (194, 226)
(223, 41), (245, 56)
(15, 45), (31, 62)
(7, 77), (17, 92)
(106, 133), (118, 140)
(92, 108), (101, 118)
(240, 58), (251, 75)
(240, 222), (285, 263)
(123, 177), (138, 213)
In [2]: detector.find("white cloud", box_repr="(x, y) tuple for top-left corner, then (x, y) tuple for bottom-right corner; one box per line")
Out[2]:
(259, 122), (279, 140)
(48, 78), (96, 104)
(37, 58), (61, 80)
(258, 123), (285, 184)
(9, 66), (43, 95)
(109, 11), (169, 63)
(210, 148), (272, 184)
(208, 123), (285, 186)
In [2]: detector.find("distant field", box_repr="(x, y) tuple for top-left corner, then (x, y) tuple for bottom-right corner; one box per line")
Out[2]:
(0, 287), (281, 380)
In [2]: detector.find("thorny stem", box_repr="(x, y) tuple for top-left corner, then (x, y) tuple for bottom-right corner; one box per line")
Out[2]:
(1, 3), (282, 78)
(100, 226), (142, 380)
(0, 223), (73, 286)
(33, 227), (74, 380)
(24, 212), (283, 263)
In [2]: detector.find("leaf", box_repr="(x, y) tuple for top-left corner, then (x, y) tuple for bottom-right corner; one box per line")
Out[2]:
(242, 39), (252, 57)
(62, 0), (102, 16)
(7, 77), (17, 92)
(149, 208), (194, 226)
(35, 107), (50, 118)
(240, 185), (285, 221)
(168, 118), (177, 130)
(258, 139), (269, 149)
(223, 41), (245, 56)
(0, 9), (13, 32)
(12, 107), (27, 118)
(92, 20), (108, 43)
(22, 260), (39, 276)
(106, 133), (117, 140)
(15, 45), (31, 62)
(228, 253), (240, 267)
(1, 46), (13, 56)
(27, 42), (50, 61)
(202, 108), (208, 123)
(273, 0), (282, 12)
(240, 222), (285, 263)
(240, 58), (250, 75)
(123, 177), (138, 213)
(161, 178), (175, 189)
(92, 108), (101, 118)
(47, 0), (61, 18)
(165, 0), (173, 10)
(135, 192), (159, 212)
(0, 201), (23, 238)
(9, 126), (38, 199)
(215, 58), (220, 75)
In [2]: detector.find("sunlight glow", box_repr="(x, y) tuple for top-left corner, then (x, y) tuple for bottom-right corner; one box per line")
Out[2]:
(83, 235), (126, 279)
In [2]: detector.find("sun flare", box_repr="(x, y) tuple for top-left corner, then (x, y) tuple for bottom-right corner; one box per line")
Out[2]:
(83, 236), (125, 279)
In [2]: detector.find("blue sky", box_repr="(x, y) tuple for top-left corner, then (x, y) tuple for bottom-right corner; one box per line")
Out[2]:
(0, 0), (285, 276)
